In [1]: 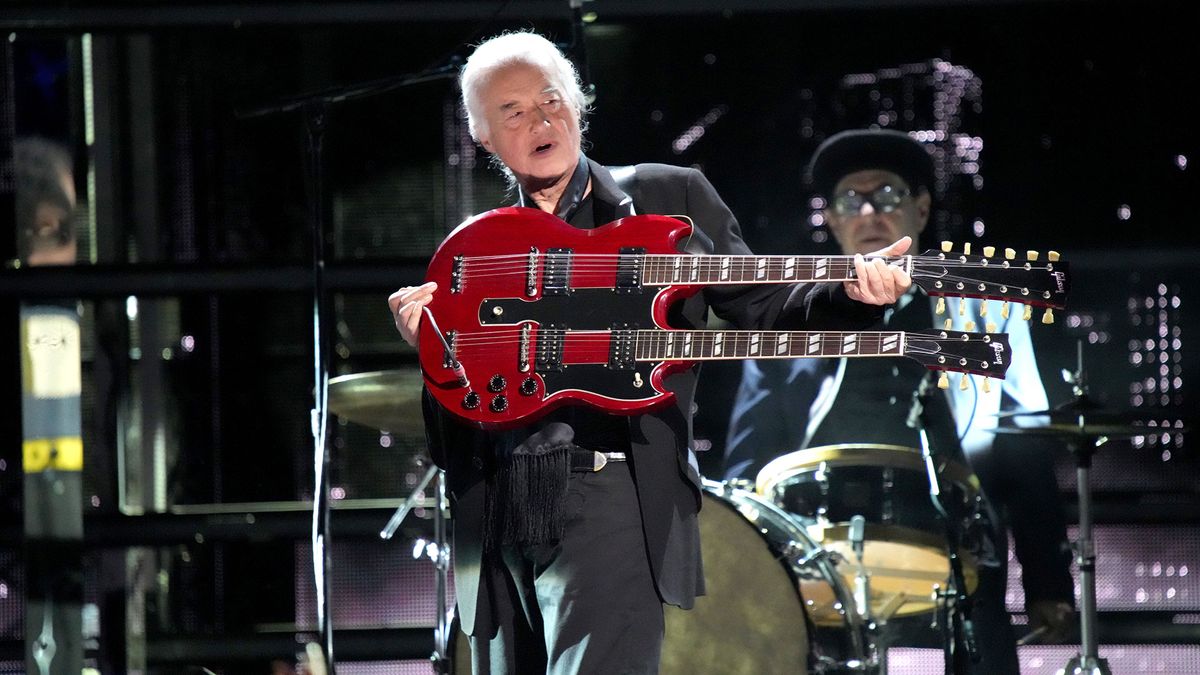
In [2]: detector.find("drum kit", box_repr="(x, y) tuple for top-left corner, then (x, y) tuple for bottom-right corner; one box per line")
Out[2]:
(329, 353), (1181, 675)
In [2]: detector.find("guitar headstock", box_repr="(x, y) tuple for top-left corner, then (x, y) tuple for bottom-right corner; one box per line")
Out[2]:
(903, 328), (1011, 391)
(910, 241), (1071, 324)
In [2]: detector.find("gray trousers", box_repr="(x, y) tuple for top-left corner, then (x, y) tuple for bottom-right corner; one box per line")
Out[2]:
(470, 461), (665, 675)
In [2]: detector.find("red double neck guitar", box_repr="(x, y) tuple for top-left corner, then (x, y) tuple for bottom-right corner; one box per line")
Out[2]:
(418, 207), (1069, 429)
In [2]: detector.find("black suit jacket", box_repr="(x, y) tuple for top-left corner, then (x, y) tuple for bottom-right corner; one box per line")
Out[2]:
(423, 158), (881, 636)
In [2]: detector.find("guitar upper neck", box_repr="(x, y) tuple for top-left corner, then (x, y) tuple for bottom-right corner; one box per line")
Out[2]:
(642, 254), (896, 285)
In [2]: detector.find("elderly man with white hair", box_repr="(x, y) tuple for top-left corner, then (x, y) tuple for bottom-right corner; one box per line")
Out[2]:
(389, 31), (913, 674)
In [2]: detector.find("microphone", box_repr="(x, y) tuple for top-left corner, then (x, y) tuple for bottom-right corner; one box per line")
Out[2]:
(848, 514), (870, 618)
(849, 514), (865, 560)
(566, 0), (597, 104)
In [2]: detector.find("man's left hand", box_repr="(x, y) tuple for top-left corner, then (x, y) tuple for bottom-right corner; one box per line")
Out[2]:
(844, 236), (913, 305)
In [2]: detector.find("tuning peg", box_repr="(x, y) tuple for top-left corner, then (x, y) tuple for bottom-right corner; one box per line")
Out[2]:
(936, 297), (946, 315)
(959, 373), (970, 391)
(1026, 250), (1039, 261)
(983, 246), (996, 258)
(982, 377), (991, 394)
(963, 242), (972, 255)
(943, 318), (953, 330)
(1004, 248), (1016, 260)
(1000, 301), (1010, 319)
(964, 320), (976, 331)
(985, 322), (997, 333)
(980, 301), (989, 317)
(937, 372), (950, 389)
(1022, 304), (1033, 321)
(941, 241), (953, 253)
(1042, 307), (1055, 324)
(1048, 250), (1061, 262)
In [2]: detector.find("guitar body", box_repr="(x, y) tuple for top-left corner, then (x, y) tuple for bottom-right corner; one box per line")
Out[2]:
(420, 207), (700, 429)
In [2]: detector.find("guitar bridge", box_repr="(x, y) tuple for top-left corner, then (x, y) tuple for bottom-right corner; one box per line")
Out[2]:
(442, 330), (458, 369)
(518, 323), (532, 372)
(450, 255), (464, 294)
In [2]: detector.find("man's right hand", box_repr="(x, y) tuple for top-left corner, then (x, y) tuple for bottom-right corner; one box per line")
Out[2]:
(388, 281), (437, 347)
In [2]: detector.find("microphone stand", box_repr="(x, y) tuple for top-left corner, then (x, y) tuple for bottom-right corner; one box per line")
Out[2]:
(908, 371), (977, 675)
(237, 61), (459, 674)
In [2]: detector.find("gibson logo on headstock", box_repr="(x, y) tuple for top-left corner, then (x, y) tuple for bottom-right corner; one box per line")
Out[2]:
(1052, 271), (1067, 293)
(990, 341), (1006, 366)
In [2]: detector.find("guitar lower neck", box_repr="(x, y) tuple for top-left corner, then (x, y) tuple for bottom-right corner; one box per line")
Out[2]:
(632, 329), (905, 361)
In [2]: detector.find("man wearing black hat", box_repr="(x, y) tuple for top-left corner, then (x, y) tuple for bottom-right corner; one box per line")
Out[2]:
(724, 129), (1074, 673)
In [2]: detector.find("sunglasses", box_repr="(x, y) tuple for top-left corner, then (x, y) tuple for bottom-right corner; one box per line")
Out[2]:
(831, 184), (912, 216)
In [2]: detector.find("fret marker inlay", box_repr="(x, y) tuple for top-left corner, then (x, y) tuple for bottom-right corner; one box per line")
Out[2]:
(882, 333), (900, 353)
(842, 333), (858, 354)
(807, 334), (822, 354)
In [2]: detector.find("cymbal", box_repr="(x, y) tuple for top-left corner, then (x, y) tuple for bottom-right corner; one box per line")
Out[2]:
(328, 369), (424, 433)
(994, 395), (1136, 422)
(988, 423), (1163, 439)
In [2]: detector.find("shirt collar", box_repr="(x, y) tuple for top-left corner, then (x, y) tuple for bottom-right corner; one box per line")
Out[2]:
(517, 154), (590, 222)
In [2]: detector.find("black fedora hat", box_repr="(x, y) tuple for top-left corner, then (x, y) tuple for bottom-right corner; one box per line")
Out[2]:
(808, 129), (935, 199)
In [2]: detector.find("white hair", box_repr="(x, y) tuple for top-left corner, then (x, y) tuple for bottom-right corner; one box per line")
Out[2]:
(459, 31), (589, 143)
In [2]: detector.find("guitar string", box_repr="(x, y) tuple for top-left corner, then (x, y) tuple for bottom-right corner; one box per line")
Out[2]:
(453, 258), (1059, 290)
(454, 256), (1055, 274)
(446, 331), (995, 362)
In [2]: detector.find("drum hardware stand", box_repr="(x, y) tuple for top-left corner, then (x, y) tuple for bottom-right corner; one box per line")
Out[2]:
(380, 460), (453, 673)
(791, 530), (879, 673)
(1058, 341), (1112, 675)
(848, 514), (871, 621)
(239, 60), (460, 673)
(908, 371), (977, 674)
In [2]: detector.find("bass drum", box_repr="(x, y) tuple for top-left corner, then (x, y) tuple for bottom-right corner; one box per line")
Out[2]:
(661, 481), (867, 675)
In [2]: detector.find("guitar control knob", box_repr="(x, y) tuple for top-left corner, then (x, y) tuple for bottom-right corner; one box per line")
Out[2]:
(488, 374), (507, 392)
(489, 395), (509, 413)
(462, 391), (481, 410)
(519, 377), (538, 396)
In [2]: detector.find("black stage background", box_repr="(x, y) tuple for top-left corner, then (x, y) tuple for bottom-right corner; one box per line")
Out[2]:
(0, 1), (1197, 672)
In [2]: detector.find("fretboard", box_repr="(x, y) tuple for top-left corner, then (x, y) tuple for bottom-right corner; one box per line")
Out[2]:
(642, 254), (871, 285)
(634, 329), (905, 361)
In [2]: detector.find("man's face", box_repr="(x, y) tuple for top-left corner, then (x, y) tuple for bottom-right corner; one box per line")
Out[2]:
(476, 62), (581, 193)
(824, 169), (930, 255)
(27, 166), (77, 267)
